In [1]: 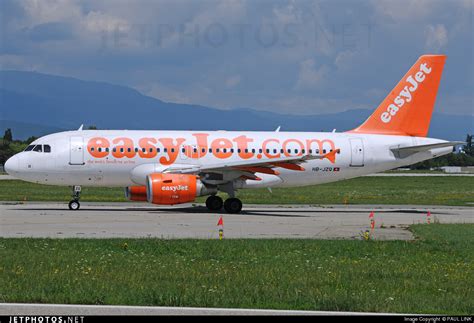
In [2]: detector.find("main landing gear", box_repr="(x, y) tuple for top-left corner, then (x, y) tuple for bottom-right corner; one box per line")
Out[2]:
(68, 185), (81, 210)
(205, 195), (243, 214)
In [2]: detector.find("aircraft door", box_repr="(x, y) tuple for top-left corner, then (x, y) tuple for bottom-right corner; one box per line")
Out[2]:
(70, 136), (85, 165)
(349, 138), (364, 167)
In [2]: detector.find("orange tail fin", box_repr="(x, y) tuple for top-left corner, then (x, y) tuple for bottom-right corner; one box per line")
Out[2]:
(350, 55), (446, 137)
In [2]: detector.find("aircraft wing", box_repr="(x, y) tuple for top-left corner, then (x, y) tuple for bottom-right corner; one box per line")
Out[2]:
(163, 149), (340, 179)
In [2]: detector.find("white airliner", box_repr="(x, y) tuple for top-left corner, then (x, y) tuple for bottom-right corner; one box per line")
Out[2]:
(4, 55), (461, 213)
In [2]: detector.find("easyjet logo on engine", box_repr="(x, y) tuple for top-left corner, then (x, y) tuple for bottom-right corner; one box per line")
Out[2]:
(380, 63), (432, 123)
(161, 185), (189, 192)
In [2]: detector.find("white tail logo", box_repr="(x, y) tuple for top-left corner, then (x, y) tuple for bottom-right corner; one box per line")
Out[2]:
(380, 63), (432, 123)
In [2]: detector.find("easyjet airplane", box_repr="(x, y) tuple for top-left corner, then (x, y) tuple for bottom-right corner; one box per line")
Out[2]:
(4, 55), (461, 213)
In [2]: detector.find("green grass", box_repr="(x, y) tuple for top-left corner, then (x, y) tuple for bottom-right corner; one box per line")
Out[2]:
(1, 176), (473, 206)
(0, 224), (472, 314)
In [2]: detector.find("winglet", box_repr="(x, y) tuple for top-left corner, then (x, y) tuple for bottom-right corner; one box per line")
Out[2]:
(78, 124), (84, 131)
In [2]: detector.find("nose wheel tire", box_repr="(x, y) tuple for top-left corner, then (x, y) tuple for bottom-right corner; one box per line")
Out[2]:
(206, 195), (223, 211)
(68, 200), (80, 210)
(224, 198), (242, 214)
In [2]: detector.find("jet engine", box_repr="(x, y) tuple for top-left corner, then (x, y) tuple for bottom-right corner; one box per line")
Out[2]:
(146, 173), (213, 205)
(125, 186), (148, 201)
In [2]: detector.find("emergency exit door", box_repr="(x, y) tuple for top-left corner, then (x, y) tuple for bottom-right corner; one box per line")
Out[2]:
(70, 136), (85, 165)
(349, 138), (364, 167)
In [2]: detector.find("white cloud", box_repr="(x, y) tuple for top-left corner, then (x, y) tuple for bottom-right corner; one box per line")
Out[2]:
(225, 75), (241, 88)
(295, 59), (329, 90)
(82, 11), (130, 34)
(425, 24), (448, 52)
(372, 0), (436, 21)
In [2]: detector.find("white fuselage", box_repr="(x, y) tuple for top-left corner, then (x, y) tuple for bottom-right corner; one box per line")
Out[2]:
(5, 130), (451, 189)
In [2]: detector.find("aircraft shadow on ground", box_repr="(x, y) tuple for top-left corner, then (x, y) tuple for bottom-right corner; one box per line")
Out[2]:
(13, 206), (453, 217)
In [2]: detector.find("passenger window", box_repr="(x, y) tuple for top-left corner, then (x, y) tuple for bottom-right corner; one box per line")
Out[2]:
(33, 145), (42, 152)
(44, 145), (51, 153)
(25, 145), (35, 151)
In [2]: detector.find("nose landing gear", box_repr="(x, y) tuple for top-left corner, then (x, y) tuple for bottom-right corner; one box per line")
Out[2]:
(68, 185), (81, 210)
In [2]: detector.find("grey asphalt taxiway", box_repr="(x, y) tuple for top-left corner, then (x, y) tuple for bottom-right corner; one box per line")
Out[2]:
(1, 202), (472, 240)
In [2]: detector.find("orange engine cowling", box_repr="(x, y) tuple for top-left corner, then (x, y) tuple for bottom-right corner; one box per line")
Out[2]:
(125, 186), (148, 201)
(146, 173), (200, 205)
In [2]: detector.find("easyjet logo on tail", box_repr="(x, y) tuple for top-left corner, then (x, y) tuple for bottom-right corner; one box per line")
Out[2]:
(380, 63), (432, 123)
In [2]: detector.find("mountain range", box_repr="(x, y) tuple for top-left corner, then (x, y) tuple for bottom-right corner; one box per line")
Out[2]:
(0, 70), (472, 141)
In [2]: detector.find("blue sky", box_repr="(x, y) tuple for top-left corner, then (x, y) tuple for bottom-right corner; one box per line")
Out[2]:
(1, 0), (472, 115)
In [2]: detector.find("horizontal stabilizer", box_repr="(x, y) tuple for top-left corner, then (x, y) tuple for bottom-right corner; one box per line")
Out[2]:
(391, 141), (463, 158)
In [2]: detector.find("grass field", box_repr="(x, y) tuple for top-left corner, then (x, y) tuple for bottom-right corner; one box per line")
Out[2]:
(1, 176), (473, 206)
(0, 224), (472, 314)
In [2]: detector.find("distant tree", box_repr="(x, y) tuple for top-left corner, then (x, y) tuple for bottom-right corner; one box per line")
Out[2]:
(3, 128), (13, 142)
(0, 139), (13, 166)
(464, 134), (473, 156)
(25, 136), (38, 144)
(87, 125), (98, 130)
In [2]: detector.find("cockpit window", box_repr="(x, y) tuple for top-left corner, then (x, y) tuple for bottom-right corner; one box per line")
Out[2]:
(33, 145), (43, 152)
(24, 145), (35, 151)
(44, 145), (51, 153)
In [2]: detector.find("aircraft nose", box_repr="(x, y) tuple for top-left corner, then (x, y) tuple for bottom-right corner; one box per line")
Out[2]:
(4, 155), (19, 175)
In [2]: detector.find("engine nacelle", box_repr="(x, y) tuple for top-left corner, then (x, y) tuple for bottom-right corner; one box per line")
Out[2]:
(146, 173), (207, 205)
(125, 186), (148, 201)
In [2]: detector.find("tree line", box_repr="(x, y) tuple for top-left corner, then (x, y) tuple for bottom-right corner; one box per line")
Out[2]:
(1, 129), (473, 169)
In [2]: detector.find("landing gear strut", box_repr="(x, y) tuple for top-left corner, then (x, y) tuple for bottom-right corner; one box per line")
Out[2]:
(206, 195), (223, 211)
(68, 185), (81, 210)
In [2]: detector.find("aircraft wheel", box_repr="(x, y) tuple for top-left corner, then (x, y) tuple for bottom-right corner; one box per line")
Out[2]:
(206, 195), (223, 211)
(224, 198), (242, 214)
(68, 200), (80, 210)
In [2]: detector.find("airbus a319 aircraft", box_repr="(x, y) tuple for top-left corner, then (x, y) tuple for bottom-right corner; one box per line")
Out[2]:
(5, 55), (461, 213)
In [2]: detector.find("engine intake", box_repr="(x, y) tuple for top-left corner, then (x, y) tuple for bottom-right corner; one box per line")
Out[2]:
(146, 173), (204, 205)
